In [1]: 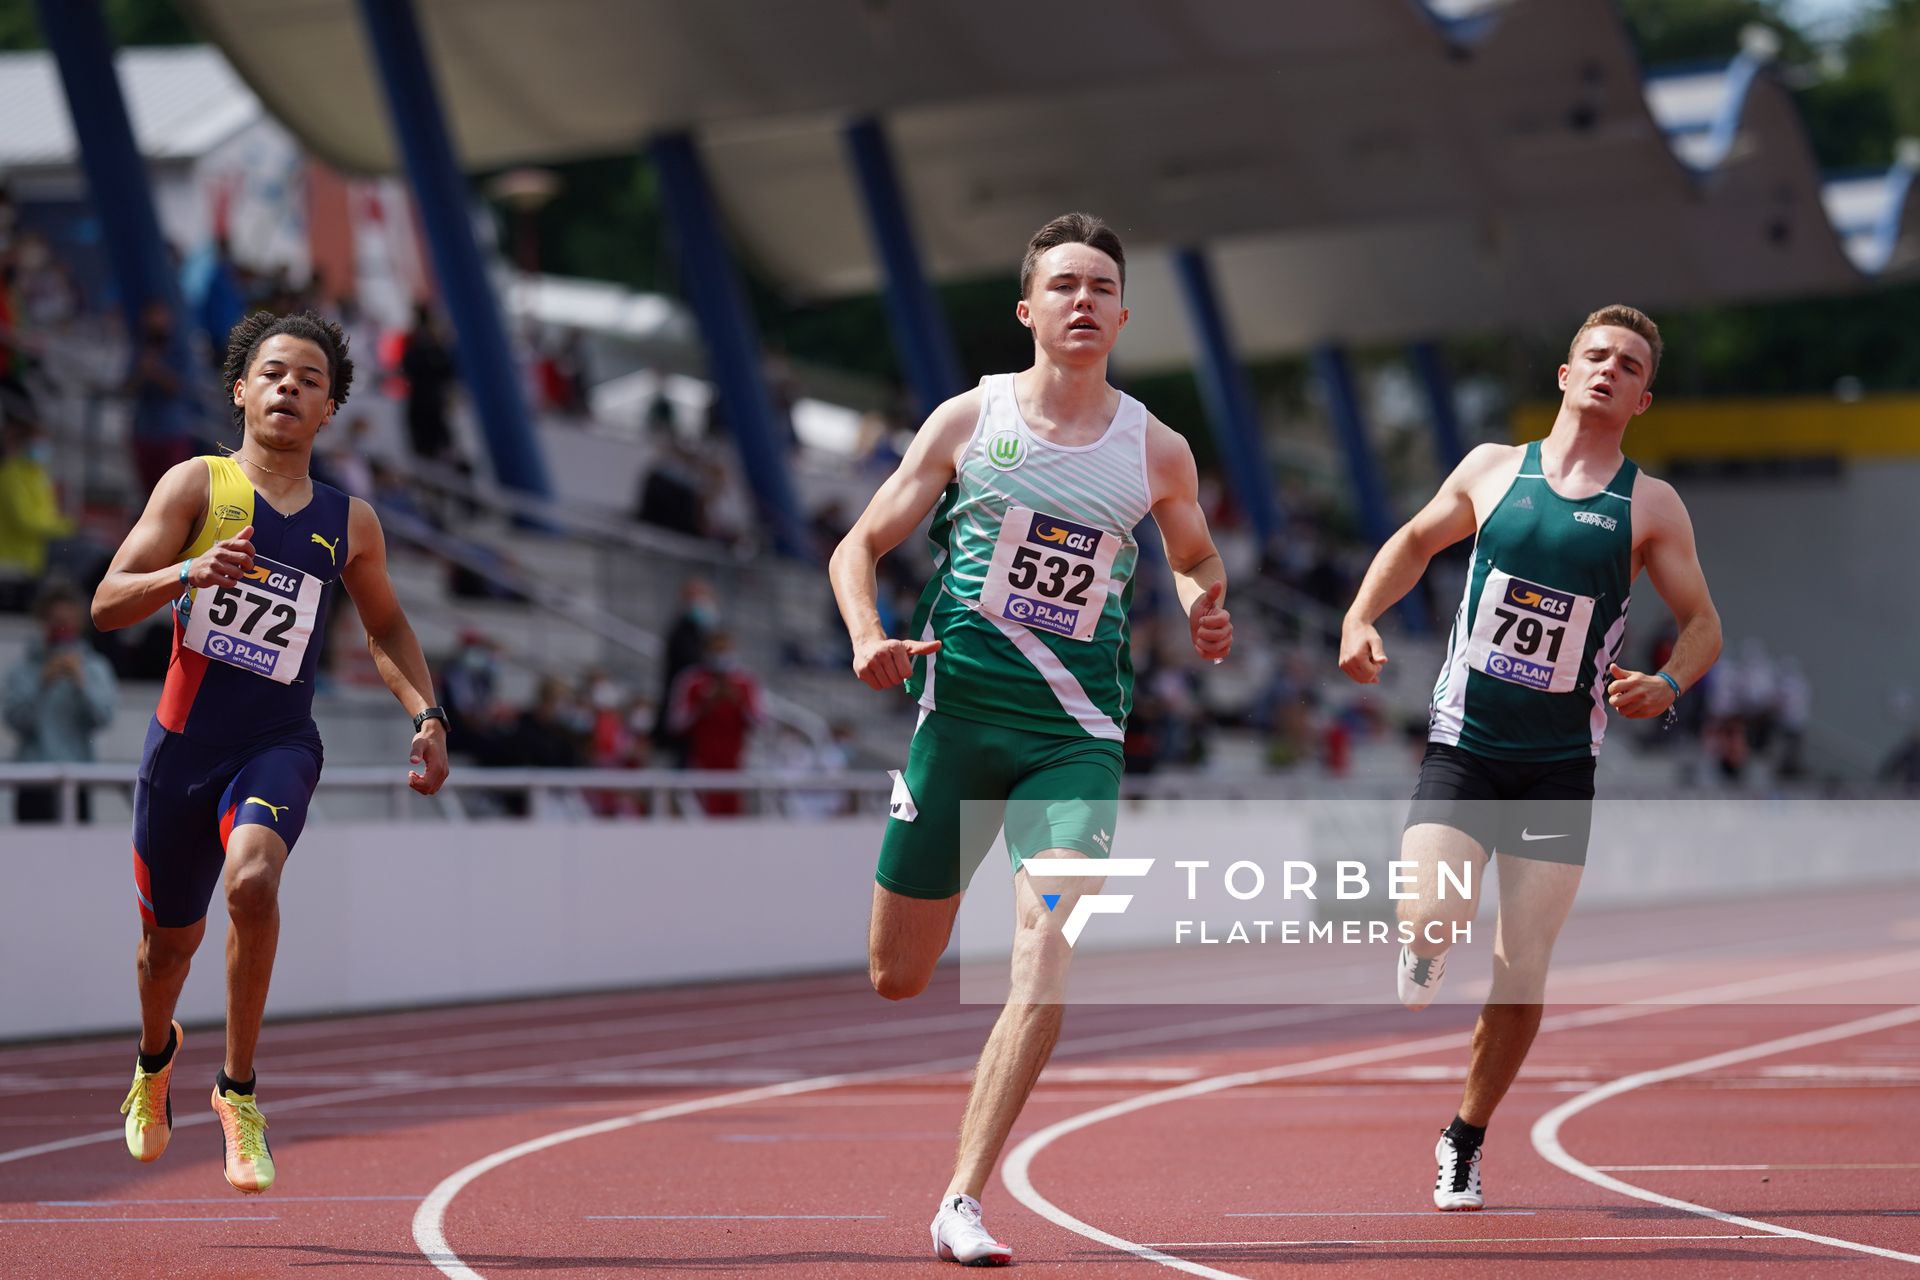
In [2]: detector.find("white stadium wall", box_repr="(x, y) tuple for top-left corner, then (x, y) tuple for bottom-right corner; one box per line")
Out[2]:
(5, 804), (1915, 1041)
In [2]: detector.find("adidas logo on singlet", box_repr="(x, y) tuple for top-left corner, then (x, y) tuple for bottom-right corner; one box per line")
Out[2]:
(1516, 495), (1534, 509)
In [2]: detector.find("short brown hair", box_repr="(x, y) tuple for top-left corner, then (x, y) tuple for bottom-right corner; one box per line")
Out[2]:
(1570, 304), (1662, 387)
(1020, 212), (1126, 299)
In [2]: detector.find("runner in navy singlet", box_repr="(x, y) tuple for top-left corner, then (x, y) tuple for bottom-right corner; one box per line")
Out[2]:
(92, 311), (451, 1194)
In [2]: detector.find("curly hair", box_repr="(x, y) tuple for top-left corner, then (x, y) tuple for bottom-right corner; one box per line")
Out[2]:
(221, 310), (354, 433)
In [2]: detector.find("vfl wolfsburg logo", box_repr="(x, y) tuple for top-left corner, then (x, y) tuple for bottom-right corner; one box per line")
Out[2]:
(985, 431), (1027, 471)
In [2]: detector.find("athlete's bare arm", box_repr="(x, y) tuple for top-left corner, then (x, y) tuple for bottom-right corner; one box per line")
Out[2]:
(1146, 417), (1231, 662)
(829, 389), (980, 690)
(1609, 476), (1722, 719)
(91, 460), (256, 632)
(339, 496), (448, 794)
(1339, 443), (1519, 684)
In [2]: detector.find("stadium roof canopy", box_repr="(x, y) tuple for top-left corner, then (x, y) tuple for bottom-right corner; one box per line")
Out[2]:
(0, 45), (258, 170)
(180, 0), (1920, 367)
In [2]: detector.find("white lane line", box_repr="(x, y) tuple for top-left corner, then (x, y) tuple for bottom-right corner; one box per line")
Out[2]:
(1143, 1233), (1772, 1248)
(1596, 1163), (1920, 1172)
(0, 1003), (1364, 1180)
(0, 1215), (277, 1224)
(1224, 1210), (1536, 1218)
(583, 1220), (890, 1228)
(1531, 1004), (1920, 1267)
(412, 1071), (960, 1280)
(0, 1082), (410, 1167)
(42, 1195), (420, 1205)
(1001, 951), (1920, 1280)
(411, 1004), (1375, 1280)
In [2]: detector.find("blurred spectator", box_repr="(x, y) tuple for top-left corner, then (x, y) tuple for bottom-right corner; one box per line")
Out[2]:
(501, 675), (588, 770)
(1879, 725), (1920, 793)
(181, 237), (246, 364)
(401, 303), (457, 462)
(439, 630), (503, 747)
(0, 256), (35, 424)
(667, 631), (762, 816)
(778, 721), (858, 819)
(0, 418), (74, 612)
(1738, 639), (1780, 756)
(4, 581), (115, 822)
(369, 458), (435, 529)
(654, 579), (716, 764)
(635, 424), (708, 537)
(126, 301), (196, 491)
(1777, 656), (1810, 780)
(536, 328), (590, 416)
(316, 414), (377, 499)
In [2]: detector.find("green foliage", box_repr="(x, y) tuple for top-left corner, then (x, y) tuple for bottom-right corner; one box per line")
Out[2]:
(0, 0), (197, 49)
(1617, 0), (1815, 64)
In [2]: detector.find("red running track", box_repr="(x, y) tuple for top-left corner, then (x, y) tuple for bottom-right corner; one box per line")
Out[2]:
(2, 888), (1917, 1278)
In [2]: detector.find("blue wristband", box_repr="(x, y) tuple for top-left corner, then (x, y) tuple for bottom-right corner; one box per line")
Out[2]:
(178, 561), (190, 586)
(1655, 670), (1681, 700)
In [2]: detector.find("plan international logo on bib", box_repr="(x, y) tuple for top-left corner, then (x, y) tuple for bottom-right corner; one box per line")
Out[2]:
(1003, 594), (1080, 635)
(204, 631), (277, 676)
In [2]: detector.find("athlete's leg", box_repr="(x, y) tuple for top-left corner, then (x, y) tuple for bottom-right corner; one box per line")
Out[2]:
(221, 823), (289, 1083)
(945, 852), (1091, 1200)
(870, 712), (1010, 999)
(869, 885), (963, 1001)
(1400, 744), (1498, 962)
(137, 917), (206, 1054)
(1396, 823), (1488, 962)
(216, 743), (320, 1082)
(1456, 852), (1582, 1126)
(131, 722), (225, 1055)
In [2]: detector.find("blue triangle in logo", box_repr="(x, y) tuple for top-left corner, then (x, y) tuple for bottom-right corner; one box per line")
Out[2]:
(1042, 894), (1061, 912)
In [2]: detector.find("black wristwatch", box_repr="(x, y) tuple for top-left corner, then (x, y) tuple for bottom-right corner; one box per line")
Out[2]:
(413, 705), (450, 734)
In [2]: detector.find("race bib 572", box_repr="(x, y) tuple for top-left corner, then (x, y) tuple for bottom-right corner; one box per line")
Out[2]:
(180, 553), (321, 685)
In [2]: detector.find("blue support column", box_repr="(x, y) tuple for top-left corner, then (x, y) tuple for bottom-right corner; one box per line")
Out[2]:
(650, 132), (810, 558)
(843, 118), (964, 421)
(354, 0), (551, 497)
(1313, 344), (1426, 633)
(1408, 341), (1467, 473)
(35, 0), (187, 362)
(1169, 247), (1282, 552)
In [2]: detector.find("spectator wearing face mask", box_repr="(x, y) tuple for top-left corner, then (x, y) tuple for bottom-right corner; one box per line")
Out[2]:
(5, 580), (116, 822)
(667, 631), (762, 816)
(654, 579), (716, 765)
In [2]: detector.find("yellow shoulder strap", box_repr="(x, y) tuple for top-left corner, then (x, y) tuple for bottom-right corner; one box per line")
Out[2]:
(180, 455), (255, 561)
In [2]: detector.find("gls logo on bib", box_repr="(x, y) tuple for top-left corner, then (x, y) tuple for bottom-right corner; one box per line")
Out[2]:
(1028, 513), (1102, 559)
(1505, 578), (1573, 619)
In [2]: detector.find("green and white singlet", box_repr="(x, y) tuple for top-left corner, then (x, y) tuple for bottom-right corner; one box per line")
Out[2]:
(1429, 439), (1638, 762)
(902, 373), (1153, 740)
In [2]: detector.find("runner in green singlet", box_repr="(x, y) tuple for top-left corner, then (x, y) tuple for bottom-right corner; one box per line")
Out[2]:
(1339, 305), (1723, 1210)
(829, 213), (1233, 1265)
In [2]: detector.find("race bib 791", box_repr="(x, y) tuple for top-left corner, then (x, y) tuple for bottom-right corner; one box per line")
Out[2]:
(1463, 567), (1594, 694)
